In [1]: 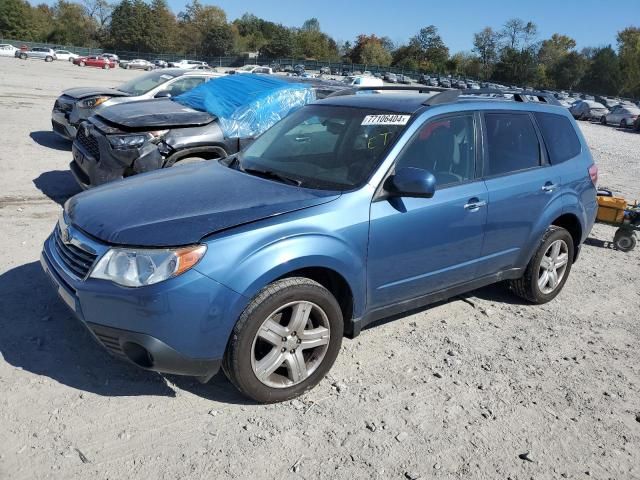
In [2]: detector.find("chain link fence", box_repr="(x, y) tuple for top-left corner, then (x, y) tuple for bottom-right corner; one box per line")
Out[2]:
(1, 37), (431, 77)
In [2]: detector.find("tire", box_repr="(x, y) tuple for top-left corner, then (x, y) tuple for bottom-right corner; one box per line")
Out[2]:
(223, 277), (344, 403)
(45, 56), (53, 62)
(620, 119), (627, 129)
(103, 64), (110, 70)
(613, 229), (636, 252)
(600, 116), (607, 125)
(19, 53), (27, 60)
(510, 225), (574, 304)
(79, 61), (85, 67)
(125, 64), (130, 69)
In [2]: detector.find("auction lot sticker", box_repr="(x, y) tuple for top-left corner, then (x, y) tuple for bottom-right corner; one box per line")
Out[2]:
(361, 114), (411, 126)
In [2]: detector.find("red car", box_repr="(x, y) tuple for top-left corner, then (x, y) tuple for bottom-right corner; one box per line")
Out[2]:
(73, 56), (116, 69)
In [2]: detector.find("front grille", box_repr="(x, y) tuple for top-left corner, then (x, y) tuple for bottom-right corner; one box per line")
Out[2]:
(90, 328), (126, 358)
(52, 120), (67, 136)
(53, 225), (98, 278)
(76, 128), (100, 161)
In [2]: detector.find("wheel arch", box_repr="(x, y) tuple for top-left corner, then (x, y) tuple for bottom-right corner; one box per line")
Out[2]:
(164, 145), (228, 166)
(551, 213), (582, 261)
(276, 267), (355, 337)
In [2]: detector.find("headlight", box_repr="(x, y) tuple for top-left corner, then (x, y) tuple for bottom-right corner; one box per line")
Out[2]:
(90, 244), (206, 287)
(107, 134), (147, 149)
(80, 96), (110, 108)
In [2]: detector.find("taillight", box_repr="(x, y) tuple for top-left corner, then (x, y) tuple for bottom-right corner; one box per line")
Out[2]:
(588, 164), (598, 185)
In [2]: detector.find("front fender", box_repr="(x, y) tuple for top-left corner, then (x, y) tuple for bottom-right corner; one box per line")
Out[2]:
(197, 233), (367, 319)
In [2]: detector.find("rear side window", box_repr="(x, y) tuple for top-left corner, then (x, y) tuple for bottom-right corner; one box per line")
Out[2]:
(484, 113), (540, 176)
(533, 112), (581, 164)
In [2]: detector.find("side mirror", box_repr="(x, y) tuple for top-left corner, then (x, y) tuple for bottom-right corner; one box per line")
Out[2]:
(387, 167), (436, 198)
(155, 90), (171, 98)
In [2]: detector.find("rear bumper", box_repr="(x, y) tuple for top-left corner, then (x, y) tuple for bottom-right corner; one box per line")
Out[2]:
(40, 232), (245, 379)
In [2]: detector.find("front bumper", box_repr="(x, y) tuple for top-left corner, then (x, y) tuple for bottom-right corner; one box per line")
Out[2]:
(71, 129), (163, 189)
(40, 230), (245, 379)
(51, 113), (76, 140)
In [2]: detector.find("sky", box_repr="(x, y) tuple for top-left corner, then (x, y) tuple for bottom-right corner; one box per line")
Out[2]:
(162, 0), (639, 52)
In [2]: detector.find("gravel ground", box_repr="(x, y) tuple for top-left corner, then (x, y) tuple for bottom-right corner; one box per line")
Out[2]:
(0, 57), (639, 480)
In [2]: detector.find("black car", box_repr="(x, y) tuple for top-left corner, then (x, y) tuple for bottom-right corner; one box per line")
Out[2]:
(70, 76), (342, 189)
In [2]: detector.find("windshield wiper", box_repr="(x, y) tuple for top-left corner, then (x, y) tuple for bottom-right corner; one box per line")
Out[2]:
(242, 167), (302, 186)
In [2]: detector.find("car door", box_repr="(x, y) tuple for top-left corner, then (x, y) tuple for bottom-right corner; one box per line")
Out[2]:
(367, 112), (488, 309)
(607, 106), (619, 123)
(477, 111), (561, 275)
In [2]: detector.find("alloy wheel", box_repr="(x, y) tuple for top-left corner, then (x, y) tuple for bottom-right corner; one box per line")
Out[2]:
(250, 301), (330, 388)
(537, 239), (569, 294)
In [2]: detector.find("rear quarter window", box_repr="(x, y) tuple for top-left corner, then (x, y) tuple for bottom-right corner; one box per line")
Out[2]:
(533, 112), (581, 164)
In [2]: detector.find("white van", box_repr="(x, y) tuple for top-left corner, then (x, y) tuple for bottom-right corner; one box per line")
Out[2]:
(342, 75), (384, 87)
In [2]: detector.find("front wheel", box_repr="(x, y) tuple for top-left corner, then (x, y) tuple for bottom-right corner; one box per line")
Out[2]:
(600, 116), (607, 125)
(223, 278), (344, 403)
(45, 56), (53, 62)
(79, 61), (85, 67)
(620, 119), (628, 129)
(103, 64), (110, 70)
(510, 225), (574, 304)
(19, 53), (27, 60)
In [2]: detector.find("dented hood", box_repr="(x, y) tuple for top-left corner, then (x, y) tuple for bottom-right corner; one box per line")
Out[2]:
(62, 86), (130, 100)
(66, 161), (339, 247)
(95, 98), (215, 130)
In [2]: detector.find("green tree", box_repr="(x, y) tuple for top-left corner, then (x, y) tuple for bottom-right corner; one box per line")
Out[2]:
(147, 0), (177, 52)
(259, 25), (293, 58)
(410, 25), (449, 70)
(108, 0), (154, 51)
(201, 22), (233, 56)
(0, 0), (33, 39)
(48, 1), (97, 46)
(578, 46), (619, 94)
(617, 27), (640, 97)
(473, 27), (499, 79)
(177, 0), (226, 54)
(349, 34), (391, 65)
(301, 17), (320, 32)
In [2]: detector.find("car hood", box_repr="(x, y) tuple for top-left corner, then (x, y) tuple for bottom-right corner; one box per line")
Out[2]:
(95, 98), (215, 130)
(66, 161), (340, 246)
(62, 87), (130, 100)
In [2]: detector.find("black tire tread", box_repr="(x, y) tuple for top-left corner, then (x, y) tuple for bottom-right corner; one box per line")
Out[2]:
(223, 277), (341, 403)
(510, 225), (570, 303)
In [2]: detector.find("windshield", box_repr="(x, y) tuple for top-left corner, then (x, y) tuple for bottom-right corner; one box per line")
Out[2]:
(118, 71), (176, 95)
(239, 105), (411, 190)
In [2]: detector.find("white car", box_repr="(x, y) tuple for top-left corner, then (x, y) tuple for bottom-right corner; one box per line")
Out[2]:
(232, 64), (273, 74)
(169, 59), (209, 69)
(600, 104), (640, 128)
(54, 50), (79, 61)
(342, 75), (384, 87)
(101, 53), (120, 63)
(0, 44), (18, 57)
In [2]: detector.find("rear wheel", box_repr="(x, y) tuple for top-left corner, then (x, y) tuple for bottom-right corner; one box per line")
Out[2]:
(614, 229), (636, 252)
(19, 53), (27, 60)
(103, 63), (110, 70)
(600, 116), (607, 125)
(223, 278), (343, 403)
(620, 119), (628, 129)
(510, 226), (574, 304)
(45, 56), (53, 62)
(79, 61), (85, 67)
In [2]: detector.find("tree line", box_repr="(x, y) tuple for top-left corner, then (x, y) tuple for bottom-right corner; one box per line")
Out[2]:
(1, 0), (639, 97)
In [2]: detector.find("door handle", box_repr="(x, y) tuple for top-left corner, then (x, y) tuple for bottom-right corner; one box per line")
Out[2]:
(542, 183), (557, 192)
(464, 200), (487, 211)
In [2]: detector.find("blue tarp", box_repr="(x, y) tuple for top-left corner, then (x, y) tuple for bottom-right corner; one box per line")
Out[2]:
(173, 74), (315, 138)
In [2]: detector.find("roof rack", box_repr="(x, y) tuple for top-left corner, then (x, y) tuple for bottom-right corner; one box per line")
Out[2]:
(424, 88), (562, 106)
(326, 85), (449, 97)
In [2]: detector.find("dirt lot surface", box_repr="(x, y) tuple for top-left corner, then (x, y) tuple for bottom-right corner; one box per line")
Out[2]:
(0, 57), (639, 480)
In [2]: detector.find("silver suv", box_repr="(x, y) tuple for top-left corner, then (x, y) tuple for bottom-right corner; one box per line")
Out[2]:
(15, 47), (57, 62)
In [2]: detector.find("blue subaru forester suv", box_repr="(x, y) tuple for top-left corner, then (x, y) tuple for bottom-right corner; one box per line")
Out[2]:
(41, 89), (598, 402)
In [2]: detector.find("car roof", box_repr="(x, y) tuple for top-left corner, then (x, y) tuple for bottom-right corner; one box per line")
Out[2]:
(317, 93), (428, 113)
